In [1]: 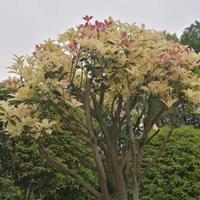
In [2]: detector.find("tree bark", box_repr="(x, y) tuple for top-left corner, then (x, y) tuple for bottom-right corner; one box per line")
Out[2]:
(116, 169), (127, 200)
(133, 179), (140, 200)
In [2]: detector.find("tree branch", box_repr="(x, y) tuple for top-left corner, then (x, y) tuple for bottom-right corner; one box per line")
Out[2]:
(110, 95), (123, 137)
(83, 85), (109, 200)
(125, 98), (138, 190)
(141, 127), (174, 179)
(145, 129), (160, 145)
(90, 93), (109, 137)
(54, 137), (97, 171)
(37, 141), (101, 199)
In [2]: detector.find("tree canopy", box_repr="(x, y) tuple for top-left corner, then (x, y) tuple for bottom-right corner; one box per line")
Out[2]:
(0, 16), (200, 200)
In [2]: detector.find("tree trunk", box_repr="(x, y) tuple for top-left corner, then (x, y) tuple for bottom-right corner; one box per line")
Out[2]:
(132, 159), (140, 200)
(106, 140), (127, 200)
(115, 170), (127, 200)
(133, 182), (139, 200)
(132, 141), (142, 200)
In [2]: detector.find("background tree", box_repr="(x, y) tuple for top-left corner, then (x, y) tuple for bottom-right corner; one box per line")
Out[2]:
(0, 16), (200, 200)
(163, 31), (179, 42)
(180, 20), (200, 53)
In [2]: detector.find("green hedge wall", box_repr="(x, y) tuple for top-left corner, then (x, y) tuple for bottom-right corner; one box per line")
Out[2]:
(141, 126), (200, 200)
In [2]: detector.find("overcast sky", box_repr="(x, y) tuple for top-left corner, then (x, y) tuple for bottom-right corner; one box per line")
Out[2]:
(0, 0), (199, 80)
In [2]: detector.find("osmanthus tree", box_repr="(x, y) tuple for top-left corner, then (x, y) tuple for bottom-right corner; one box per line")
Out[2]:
(0, 16), (200, 200)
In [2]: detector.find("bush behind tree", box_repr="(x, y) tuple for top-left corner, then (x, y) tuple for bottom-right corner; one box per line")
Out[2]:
(141, 126), (200, 200)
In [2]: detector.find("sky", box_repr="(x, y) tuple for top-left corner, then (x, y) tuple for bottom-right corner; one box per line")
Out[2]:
(0, 0), (199, 81)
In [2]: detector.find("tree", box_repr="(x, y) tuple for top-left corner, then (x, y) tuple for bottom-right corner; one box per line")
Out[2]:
(158, 103), (200, 128)
(0, 16), (200, 200)
(180, 20), (200, 52)
(163, 31), (179, 42)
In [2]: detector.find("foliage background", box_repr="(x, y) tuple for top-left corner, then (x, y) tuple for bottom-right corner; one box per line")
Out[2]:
(1, 126), (200, 200)
(141, 126), (200, 200)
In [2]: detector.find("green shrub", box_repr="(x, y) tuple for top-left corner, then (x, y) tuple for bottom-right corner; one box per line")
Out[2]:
(141, 126), (200, 200)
